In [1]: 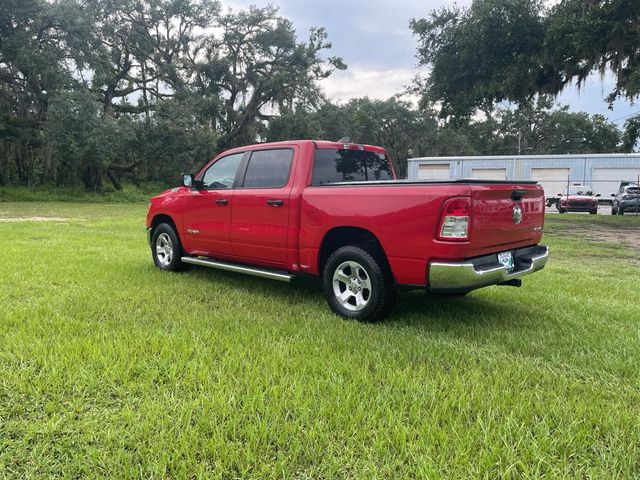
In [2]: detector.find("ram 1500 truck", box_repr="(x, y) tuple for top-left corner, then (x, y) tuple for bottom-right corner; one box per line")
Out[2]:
(146, 140), (549, 322)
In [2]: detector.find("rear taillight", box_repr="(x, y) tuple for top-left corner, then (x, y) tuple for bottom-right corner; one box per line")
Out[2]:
(437, 197), (470, 241)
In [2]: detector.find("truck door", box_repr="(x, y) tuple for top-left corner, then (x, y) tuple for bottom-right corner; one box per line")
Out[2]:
(230, 148), (295, 266)
(181, 152), (245, 256)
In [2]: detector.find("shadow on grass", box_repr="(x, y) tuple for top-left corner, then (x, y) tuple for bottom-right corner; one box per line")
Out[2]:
(140, 261), (538, 335)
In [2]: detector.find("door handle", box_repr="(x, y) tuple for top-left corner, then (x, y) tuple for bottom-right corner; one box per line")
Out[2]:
(216, 199), (229, 205)
(267, 199), (284, 206)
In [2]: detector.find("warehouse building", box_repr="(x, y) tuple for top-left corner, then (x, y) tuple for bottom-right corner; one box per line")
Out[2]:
(407, 154), (640, 200)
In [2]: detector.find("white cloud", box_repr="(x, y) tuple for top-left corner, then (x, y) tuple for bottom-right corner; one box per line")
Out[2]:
(320, 67), (416, 102)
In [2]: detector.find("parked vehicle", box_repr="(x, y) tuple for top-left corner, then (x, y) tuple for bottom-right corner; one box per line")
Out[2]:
(556, 185), (599, 214)
(612, 184), (640, 215)
(146, 140), (549, 322)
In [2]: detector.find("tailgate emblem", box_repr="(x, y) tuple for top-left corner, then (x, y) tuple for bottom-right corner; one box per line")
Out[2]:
(513, 205), (523, 224)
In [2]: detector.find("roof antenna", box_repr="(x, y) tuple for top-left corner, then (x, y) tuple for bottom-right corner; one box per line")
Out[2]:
(337, 136), (351, 143)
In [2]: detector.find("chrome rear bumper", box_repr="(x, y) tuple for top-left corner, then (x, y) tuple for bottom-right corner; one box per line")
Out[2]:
(428, 245), (549, 292)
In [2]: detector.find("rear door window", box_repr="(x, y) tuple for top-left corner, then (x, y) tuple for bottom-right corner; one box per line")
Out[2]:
(312, 149), (393, 185)
(242, 149), (294, 188)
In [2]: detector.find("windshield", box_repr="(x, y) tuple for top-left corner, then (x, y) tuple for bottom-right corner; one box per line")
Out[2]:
(626, 187), (639, 195)
(564, 186), (593, 196)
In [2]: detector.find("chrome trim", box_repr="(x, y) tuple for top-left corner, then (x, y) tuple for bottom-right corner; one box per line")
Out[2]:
(429, 246), (549, 291)
(181, 256), (294, 282)
(146, 227), (152, 247)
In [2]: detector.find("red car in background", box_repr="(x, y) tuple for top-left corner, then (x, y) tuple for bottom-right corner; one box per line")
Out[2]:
(556, 185), (599, 214)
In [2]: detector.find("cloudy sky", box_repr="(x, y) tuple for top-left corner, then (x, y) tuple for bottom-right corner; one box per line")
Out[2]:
(228, 0), (637, 125)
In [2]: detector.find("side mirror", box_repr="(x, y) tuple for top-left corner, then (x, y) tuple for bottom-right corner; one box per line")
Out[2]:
(611, 194), (616, 197)
(557, 193), (562, 196)
(181, 173), (194, 188)
(596, 194), (601, 197)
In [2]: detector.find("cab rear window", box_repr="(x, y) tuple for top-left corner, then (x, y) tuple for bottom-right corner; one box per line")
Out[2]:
(312, 149), (393, 185)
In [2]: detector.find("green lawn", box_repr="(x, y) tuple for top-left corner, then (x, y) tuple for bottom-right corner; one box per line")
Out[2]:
(1, 202), (639, 479)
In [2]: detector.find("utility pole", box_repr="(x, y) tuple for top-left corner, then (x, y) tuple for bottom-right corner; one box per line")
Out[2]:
(517, 129), (522, 156)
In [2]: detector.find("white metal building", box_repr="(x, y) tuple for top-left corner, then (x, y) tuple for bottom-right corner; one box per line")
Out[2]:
(407, 154), (640, 199)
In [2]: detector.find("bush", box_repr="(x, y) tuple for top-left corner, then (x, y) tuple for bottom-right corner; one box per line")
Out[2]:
(0, 183), (170, 203)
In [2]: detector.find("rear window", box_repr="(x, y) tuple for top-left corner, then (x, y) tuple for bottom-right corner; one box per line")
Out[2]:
(312, 149), (393, 185)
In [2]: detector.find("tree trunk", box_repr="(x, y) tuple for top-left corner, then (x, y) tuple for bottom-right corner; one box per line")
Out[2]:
(106, 169), (123, 191)
(81, 166), (103, 192)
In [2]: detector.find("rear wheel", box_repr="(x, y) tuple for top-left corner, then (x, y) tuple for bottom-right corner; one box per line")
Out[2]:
(589, 209), (597, 215)
(323, 246), (396, 322)
(151, 223), (186, 271)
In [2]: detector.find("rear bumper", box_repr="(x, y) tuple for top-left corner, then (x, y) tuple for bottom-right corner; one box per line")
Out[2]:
(428, 245), (549, 293)
(620, 199), (640, 211)
(561, 204), (597, 211)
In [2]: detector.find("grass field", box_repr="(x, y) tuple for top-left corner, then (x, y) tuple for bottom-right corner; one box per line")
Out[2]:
(1, 202), (639, 478)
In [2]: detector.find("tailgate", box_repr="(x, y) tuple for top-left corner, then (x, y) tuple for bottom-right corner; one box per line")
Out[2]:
(468, 183), (544, 256)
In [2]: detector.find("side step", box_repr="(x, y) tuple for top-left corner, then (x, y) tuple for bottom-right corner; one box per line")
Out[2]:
(181, 256), (295, 283)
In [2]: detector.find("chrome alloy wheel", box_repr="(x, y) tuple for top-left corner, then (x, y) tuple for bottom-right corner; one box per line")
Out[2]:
(332, 261), (372, 312)
(155, 232), (174, 267)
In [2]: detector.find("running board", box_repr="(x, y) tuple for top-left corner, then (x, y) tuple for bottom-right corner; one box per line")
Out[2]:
(181, 256), (294, 282)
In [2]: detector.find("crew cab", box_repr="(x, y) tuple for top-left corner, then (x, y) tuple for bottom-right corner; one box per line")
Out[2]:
(146, 140), (549, 322)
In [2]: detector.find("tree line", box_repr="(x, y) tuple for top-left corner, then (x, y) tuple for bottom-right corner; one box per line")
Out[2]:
(1, 0), (638, 191)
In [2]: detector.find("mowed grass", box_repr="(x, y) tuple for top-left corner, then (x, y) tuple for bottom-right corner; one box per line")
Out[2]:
(1, 202), (639, 479)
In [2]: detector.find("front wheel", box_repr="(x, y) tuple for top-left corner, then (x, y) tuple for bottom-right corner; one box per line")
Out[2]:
(151, 223), (186, 271)
(322, 246), (396, 322)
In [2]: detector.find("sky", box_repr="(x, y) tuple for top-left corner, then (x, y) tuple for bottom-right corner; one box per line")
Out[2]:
(227, 0), (638, 126)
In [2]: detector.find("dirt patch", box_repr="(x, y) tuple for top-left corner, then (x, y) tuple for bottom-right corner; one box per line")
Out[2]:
(0, 216), (69, 223)
(549, 223), (640, 251)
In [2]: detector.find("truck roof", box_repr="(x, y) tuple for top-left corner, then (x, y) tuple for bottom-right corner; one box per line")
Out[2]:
(221, 140), (387, 154)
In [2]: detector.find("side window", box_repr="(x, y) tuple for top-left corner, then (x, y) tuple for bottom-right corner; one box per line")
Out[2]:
(202, 153), (244, 189)
(242, 149), (293, 188)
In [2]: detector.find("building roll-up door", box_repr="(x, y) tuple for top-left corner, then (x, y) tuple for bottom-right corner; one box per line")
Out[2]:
(471, 168), (507, 180)
(417, 164), (450, 180)
(592, 167), (640, 198)
(531, 168), (570, 199)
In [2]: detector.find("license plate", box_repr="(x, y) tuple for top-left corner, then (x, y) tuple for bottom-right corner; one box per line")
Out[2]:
(498, 251), (514, 270)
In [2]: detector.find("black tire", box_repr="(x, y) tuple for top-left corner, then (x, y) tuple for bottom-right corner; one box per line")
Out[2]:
(322, 246), (396, 322)
(612, 206), (618, 215)
(589, 209), (597, 215)
(151, 223), (186, 271)
(619, 209), (624, 215)
(558, 209), (566, 214)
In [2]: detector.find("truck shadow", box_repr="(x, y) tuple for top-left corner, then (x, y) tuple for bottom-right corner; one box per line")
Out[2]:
(166, 263), (535, 334)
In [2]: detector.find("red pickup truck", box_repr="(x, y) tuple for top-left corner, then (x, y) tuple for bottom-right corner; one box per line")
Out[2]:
(146, 140), (548, 322)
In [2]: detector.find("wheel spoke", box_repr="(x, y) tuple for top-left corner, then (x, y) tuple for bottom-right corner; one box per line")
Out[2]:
(335, 271), (350, 284)
(355, 291), (366, 308)
(339, 290), (352, 302)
